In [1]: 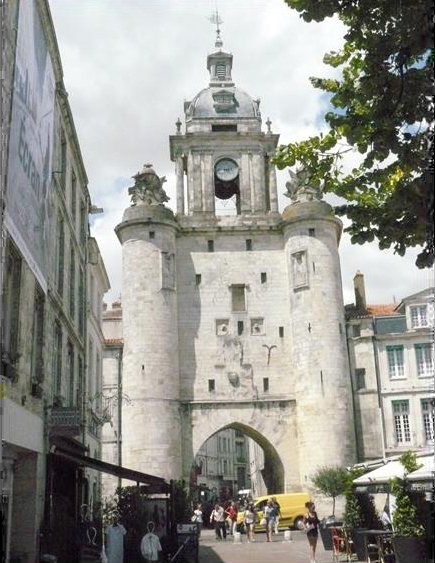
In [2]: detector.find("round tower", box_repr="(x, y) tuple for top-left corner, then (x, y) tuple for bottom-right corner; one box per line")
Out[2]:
(282, 169), (356, 485)
(115, 164), (182, 480)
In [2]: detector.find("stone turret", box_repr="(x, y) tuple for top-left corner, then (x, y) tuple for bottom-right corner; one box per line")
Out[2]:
(115, 164), (182, 480)
(282, 168), (356, 483)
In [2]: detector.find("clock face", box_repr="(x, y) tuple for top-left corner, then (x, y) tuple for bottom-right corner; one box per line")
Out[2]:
(215, 159), (239, 182)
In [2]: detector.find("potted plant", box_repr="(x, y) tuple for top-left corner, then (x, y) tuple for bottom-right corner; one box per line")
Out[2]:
(343, 467), (367, 561)
(343, 466), (383, 561)
(391, 452), (426, 563)
(312, 465), (348, 550)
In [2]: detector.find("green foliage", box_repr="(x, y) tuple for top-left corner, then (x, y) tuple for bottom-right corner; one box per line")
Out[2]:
(312, 465), (348, 514)
(391, 452), (425, 537)
(172, 479), (192, 523)
(275, 0), (433, 268)
(344, 467), (382, 529)
(344, 467), (365, 528)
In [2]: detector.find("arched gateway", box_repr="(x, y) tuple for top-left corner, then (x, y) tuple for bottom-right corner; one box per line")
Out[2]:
(115, 31), (356, 493)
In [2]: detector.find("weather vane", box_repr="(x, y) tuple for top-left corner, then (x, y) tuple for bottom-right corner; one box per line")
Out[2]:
(208, 8), (223, 49)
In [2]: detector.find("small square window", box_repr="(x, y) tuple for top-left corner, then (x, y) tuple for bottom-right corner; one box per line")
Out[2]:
(149, 231), (155, 239)
(196, 274), (202, 285)
(352, 324), (361, 337)
(355, 368), (366, 390)
(246, 239), (252, 251)
(208, 240), (214, 252)
(237, 321), (244, 335)
(279, 326), (284, 337)
(263, 378), (269, 392)
(309, 228), (316, 237)
(231, 285), (246, 312)
(208, 379), (215, 392)
(261, 272), (267, 284)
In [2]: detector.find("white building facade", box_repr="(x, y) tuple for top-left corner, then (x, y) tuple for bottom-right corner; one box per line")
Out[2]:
(346, 274), (434, 462)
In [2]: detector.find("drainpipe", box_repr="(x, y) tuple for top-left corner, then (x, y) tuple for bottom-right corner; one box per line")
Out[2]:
(372, 319), (387, 462)
(345, 325), (361, 460)
(117, 347), (123, 489)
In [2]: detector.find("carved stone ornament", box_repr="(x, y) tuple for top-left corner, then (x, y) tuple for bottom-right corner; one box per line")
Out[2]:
(128, 164), (169, 206)
(284, 166), (322, 203)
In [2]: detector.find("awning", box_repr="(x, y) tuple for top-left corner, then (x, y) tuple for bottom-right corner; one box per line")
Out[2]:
(353, 460), (405, 486)
(353, 454), (434, 492)
(50, 445), (169, 494)
(407, 456), (434, 481)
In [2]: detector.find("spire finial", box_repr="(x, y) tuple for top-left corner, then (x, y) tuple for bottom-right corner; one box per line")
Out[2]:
(209, 9), (223, 49)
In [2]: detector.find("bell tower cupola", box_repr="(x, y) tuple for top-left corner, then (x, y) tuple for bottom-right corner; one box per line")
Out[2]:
(169, 13), (281, 220)
(207, 16), (234, 87)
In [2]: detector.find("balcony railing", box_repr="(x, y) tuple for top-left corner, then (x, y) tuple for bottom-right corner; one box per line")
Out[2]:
(48, 406), (81, 437)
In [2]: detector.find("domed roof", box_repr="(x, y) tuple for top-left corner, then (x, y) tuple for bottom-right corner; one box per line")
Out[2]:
(189, 86), (260, 120)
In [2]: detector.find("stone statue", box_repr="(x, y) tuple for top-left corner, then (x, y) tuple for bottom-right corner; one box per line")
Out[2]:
(128, 164), (169, 206)
(284, 166), (322, 203)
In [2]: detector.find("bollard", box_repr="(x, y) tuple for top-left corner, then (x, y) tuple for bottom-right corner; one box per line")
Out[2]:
(283, 530), (293, 542)
(234, 531), (242, 543)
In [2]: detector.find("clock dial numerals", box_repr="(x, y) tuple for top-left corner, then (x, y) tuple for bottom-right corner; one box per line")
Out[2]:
(215, 159), (239, 182)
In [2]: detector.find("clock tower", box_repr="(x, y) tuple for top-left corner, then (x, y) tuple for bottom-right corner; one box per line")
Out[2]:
(169, 30), (280, 221)
(117, 24), (356, 490)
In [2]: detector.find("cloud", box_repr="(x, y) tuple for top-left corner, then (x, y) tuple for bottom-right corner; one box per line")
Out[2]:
(50, 0), (431, 307)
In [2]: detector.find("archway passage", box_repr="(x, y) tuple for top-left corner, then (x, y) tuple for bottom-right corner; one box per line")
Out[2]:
(190, 422), (284, 506)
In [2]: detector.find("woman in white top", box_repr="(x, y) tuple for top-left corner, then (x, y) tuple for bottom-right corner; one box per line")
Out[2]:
(243, 503), (256, 543)
(191, 504), (203, 536)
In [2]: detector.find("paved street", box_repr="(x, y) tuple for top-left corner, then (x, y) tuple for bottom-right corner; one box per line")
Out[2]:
(198, 528), (361, 563)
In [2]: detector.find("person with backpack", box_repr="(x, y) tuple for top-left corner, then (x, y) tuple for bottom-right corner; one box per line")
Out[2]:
(271, 497), (281, 534)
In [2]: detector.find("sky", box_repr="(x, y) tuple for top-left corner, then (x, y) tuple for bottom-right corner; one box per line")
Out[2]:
(49, 0), (433, 307)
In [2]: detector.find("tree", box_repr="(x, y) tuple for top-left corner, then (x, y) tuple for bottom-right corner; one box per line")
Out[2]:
(312, 465), (348, 515)
(274, 0), (433, 268)
(391, 451), (425, 537)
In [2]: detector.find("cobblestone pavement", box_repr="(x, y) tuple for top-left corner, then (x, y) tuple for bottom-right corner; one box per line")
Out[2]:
(198, 528), (353, 563)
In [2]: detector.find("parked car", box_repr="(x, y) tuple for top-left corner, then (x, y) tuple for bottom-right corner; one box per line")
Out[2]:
(237, 492), (310, 531)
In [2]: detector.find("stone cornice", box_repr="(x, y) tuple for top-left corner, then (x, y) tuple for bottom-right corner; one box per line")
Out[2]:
(180, 396), (295, 406)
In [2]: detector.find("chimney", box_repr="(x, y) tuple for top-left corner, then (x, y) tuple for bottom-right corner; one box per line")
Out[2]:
(354, 270), (367, 310)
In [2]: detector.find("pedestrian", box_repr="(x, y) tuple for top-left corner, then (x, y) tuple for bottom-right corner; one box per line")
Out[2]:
(210, 503), (226, 540)
(271, 496), (281, 534)
(191, 503), (203, 536)
(105, 515), (127, 563)
(243, 503), (256, 543)
(303, 501), (320, 563)
(140, 521), (162, 562)
(225, 501), (238, 536)
(264, 499), (276, 542)
(381, 504), (392, 530)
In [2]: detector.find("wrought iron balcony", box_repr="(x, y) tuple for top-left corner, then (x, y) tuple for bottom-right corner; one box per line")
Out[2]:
(48, 406), (81, 437)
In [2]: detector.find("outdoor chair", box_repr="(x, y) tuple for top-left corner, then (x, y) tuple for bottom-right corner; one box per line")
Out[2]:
(331, 526), (351, 562)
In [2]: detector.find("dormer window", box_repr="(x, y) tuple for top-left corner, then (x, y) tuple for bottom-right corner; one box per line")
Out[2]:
(212, 90), (237, 113)
(410, 305), (427, 328)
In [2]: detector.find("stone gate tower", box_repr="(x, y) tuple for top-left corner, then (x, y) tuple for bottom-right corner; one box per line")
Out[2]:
(116, 30), (356, 488)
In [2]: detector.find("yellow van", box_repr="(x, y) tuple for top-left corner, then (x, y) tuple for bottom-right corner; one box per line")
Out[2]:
(237, 493), (310, 531)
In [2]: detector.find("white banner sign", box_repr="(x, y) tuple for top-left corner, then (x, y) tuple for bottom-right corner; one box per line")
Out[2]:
(5, 0), (55, 292)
